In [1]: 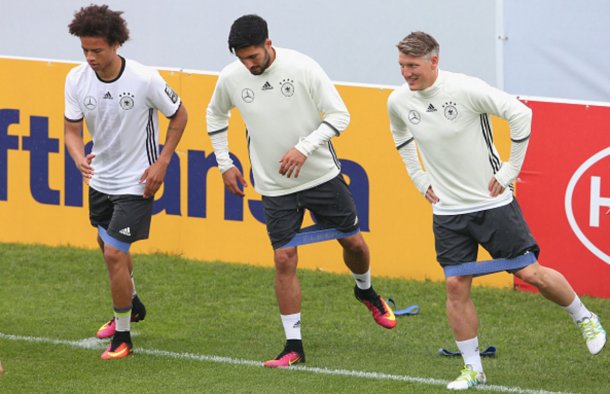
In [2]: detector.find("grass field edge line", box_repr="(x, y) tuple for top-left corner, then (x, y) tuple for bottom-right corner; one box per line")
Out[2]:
(0, 332), (581, 394)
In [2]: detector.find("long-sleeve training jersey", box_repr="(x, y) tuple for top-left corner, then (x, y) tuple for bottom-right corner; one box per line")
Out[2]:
(206, 47), (350, 197)
(388, 69), (532, 215)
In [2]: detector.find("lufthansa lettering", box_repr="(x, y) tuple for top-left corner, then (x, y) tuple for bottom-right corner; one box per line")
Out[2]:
(0, 109), (370, 231)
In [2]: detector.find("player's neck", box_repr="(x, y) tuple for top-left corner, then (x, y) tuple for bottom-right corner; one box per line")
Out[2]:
(268, 47), (276, 67)
(96, 55), (124, 82)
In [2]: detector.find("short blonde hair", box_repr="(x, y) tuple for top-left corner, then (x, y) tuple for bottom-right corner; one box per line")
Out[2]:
(396, 31), (439, 61)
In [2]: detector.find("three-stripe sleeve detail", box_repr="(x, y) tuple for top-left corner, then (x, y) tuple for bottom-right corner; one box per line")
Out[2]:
(328, 141), (341, 170)
(480, 114), (501, 174)
(145, 108), (158, 165)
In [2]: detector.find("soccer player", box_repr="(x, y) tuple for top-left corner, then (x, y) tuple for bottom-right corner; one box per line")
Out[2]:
(387, 31), (606, 390)
(207, 14), (396, 367)
(64, 5), (187, 359)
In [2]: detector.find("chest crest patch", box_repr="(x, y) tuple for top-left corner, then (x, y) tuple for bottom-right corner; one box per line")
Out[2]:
(119, 93), (135, 110)
(280, 79), (295, 97)
(443, 102), (458, 121)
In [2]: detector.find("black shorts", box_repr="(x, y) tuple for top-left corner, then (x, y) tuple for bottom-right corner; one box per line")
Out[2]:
(433, 198), (540, 267)
(262, 174), (360, 249)
(89, 187), (154, 244)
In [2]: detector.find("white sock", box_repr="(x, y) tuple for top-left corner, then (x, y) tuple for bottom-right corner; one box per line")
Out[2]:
(281, 313), (302, 340)
(456, 337), (483, 373)
(352, 268), (371, 290)
(562, 294), (592, 324)
(114, 306), (132, 332)
(131, 273), (137, 299)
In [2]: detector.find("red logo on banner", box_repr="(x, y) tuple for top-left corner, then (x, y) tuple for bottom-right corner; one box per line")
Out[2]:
(565, 147), (610, 265)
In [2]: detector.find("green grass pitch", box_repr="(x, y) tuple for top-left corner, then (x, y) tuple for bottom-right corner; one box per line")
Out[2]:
(0, 242), (608, 393)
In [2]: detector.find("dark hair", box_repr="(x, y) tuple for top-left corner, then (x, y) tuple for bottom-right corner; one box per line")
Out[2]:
(68, 4), (130, 46)
(228, 14), (268, 53)
(396, 31), (439, 61)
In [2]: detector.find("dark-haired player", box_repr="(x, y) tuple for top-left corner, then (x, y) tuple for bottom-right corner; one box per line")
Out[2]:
(206, 14), (395, 368)
(64, 4), (187, 359)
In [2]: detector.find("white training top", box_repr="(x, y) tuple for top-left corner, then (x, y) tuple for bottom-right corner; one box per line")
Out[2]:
(206, 47), (350, 197)
(388, 69), (532, 215)
(65, 56), (182, 195)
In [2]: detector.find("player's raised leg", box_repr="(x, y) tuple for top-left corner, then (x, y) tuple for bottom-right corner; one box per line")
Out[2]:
(514, 263), (607, 354)
(340, 233), (396, 329)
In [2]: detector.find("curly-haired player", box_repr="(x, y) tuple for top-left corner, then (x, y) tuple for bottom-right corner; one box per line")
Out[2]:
(65, 4), (188, 359)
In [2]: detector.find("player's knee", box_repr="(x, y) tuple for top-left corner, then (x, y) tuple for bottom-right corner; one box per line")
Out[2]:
(103, 246), (123, 267)
(445, 277), (461, 296)
(515, 266), (548, 289)
(445, 276), (471, 300)
(274, 248), (297, 273)
(340, 234), (368, 255)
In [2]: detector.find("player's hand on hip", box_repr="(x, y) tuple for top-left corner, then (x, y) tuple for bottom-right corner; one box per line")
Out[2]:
(425, 186), (440, 204)
(78, 153), (96, 184)
(140, 161), (168, 198)
(488, 177), (505, 197)
(222, 167), (247, 197)
(279, 148), (307, 178)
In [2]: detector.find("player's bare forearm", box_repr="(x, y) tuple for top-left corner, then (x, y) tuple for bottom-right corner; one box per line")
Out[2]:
(140, 105), (187, 197)
(159, 104), (188, 165)
(65, 120), (95, 183)
(64, 119), (85, 163)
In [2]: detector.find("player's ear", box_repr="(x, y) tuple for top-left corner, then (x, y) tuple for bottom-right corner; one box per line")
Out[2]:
(430, 55), (439, 70)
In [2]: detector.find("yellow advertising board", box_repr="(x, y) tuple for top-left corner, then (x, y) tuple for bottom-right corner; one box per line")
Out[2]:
(0, 56), (513, 288)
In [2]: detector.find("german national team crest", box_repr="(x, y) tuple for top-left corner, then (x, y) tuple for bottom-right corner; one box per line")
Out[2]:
(242, 88), (254, 103)
(408, 110), (421, 125)
(280, 79), (294, 97)
(119, 93), (135, 110)
(443, 102), (458, 120)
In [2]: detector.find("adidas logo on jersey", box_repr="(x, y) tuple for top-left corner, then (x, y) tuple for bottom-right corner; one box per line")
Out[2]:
(103, 91), (114, 100)
(261, 81), (274, 91)
(119, 227), (131, 236)
(426, 104), (437, 112)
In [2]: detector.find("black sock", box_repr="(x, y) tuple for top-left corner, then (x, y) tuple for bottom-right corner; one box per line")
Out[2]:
(111, 330), (132, 350)
(355, 285), (377, 300)
(286, 339), (304, 354)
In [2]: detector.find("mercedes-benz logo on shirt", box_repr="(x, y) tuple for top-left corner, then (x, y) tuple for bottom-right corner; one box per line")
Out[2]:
(84, 96), (97, 110)
(242, 88), (254, 103)
(408, 110), (421, 125)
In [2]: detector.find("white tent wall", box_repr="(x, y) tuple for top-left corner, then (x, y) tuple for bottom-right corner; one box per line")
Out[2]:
(503, 0), (610, 102)
(0, 0), (499, 87)
(1, 0), (607, 100)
